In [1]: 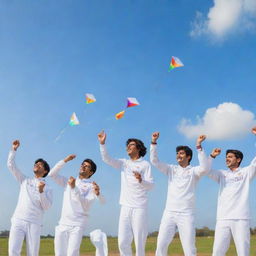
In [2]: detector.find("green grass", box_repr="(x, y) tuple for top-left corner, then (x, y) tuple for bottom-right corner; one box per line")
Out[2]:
(0, 236), (256, 255)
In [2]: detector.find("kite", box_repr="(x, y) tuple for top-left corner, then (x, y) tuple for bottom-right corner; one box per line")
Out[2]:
(168, 56), (184, 71)
(115, 97), (140, 120)
(115, 110), (125, 120)
(69, 112), (80, 126)
(127, 97), (140, 108)
(86, 93), (96, 104)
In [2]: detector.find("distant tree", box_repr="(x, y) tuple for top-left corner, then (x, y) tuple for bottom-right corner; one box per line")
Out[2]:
(0, 230), (9, 237)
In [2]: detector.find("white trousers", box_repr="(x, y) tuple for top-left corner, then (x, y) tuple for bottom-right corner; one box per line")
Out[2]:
(156, 211), (196, 256)
(8, 219), (41, 256)
(212, 219), (250, 256)
(54, 224), (85, 256)
(118, 206), (148, 256)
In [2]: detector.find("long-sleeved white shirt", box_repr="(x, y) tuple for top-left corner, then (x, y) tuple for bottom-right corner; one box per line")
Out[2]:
(7, 150), (52, 225)
(100, 144), (154, 209)
(150, 145), (208, 214)
(49, 160), (104, 227)
(208, 156), (256, 220)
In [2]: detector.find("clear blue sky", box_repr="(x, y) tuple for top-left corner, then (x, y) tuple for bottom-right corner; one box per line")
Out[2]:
(0, 0), (256, 236)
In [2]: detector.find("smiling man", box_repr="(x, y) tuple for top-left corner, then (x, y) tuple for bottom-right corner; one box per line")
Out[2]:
(150, 132), (208, 256)
(208, 127), (256, 256)
(7, 140), (52, 256)
(98, 130), (154, 256)
(48, 154), (104, 256)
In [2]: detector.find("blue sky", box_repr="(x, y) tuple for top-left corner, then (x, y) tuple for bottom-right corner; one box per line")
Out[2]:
(0, 0), (256, 236)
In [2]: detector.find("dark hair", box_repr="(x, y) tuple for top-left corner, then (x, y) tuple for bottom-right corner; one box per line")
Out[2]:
(226, 149), (243, 166)
(126, 138), (147, 157)
(176, 146), (193, 164)
(82, 159), (97, 177)
(35, 158), (50, 178)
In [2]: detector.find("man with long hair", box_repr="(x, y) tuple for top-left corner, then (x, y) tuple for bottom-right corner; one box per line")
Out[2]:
(98, 130), (154, 256)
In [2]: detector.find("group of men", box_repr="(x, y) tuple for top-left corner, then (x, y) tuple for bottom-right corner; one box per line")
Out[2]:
(6, 126), (256, 256)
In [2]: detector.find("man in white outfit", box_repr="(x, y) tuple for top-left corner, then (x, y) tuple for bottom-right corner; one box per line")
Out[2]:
(208, 127), (256, 256)
(98, 130), (154, 256)
(150, 132), (209, 256)
(7, 140), (52, 256)
(48, 154), (104, 256)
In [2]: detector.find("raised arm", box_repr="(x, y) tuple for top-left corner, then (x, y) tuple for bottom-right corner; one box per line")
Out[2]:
(98, 130), (123, 169)
(7, 140), (26, 183)
(207, 148), (222, 183)
(48, 154), (76, 187)
(38, 182), (53, 210)
(150, 132), (170, 175)
(194, 135), (209, 178)
(247, 127), (256, 180)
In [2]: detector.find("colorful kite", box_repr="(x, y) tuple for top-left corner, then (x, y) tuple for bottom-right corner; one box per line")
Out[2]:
(86, 93), (96, 104)
(168, 56), (184, 71)
(115, 110), (125, 120)
(127, 97), (140, 108)
(69, 112), (80, 126)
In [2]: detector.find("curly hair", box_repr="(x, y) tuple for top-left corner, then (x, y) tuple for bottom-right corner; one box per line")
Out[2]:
(126, 138), (147, 157)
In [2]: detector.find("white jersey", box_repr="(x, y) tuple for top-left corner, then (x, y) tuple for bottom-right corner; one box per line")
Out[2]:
(49, 160), (104, 227)
(208, 156), (256, 220)
(7, 150), (52, 225)
(150, 145), (208, 214)
(100, 144), (154, 209)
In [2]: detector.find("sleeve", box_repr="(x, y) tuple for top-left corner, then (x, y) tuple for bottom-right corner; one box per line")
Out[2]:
(48, 160), (68, 187)
(7, 150), (27, 184)
(100, 144), (123, 170)
(71, 186), (97, 212)
(194, 149), (210, 178)
(39, 187), (53, 211)
(150, 144), (171, 175)
(140, 162), (154, 190)
(245, 156), (256, 181)
(207, 156), (223, 183)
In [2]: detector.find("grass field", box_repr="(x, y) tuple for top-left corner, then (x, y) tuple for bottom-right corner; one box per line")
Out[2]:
(0, 236), (256, 255)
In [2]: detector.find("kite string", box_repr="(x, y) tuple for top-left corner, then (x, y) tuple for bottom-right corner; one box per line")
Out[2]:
(54, 124), (68, 142)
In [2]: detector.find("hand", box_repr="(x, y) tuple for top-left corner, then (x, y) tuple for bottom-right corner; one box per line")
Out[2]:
(152, 132), (160, 143)
(12, 140), (20, 151)
(64, 154), (76, 163)
(196, 135), (206, 146)
(68, 176), (76, 189)
(133, 171), (142, 183)
(252, 127), (256, 135)
(211, 148), (221, 158)
(92, 181), (100, 196)
(98, 130), (106, 145)
(38, 181), (45, 193)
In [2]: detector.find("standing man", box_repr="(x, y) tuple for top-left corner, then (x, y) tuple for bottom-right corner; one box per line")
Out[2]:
(208, 127), (256, 256)
(98, 130), (154, 256)
(7, 140), (52, 256)
(150, 132), (209, 256)
(48, 154), (104, 256)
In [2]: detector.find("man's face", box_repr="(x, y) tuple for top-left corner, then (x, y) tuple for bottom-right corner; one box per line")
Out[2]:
(33, 162), (47, 178)
(176, 150), (190, 166)
(79, 161), (93, 178)
(126, 141), (139, 157)
(226, 153), (241, 170)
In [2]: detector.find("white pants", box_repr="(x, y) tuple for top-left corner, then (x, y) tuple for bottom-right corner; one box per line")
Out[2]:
(9, 219), (41, 256)
(156, 211), (196, 256)
(118, 206), (148, 256)
(213, 219), (250, 256)
(54, 224), (85, 256)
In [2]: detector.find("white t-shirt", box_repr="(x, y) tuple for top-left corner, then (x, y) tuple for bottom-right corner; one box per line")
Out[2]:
(150, 144), (208, 214)
(100, 144), (154, 209)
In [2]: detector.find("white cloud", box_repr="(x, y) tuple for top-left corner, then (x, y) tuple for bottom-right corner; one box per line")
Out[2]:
(190, 0), (256, 39)
(178, 102), (256, 140)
